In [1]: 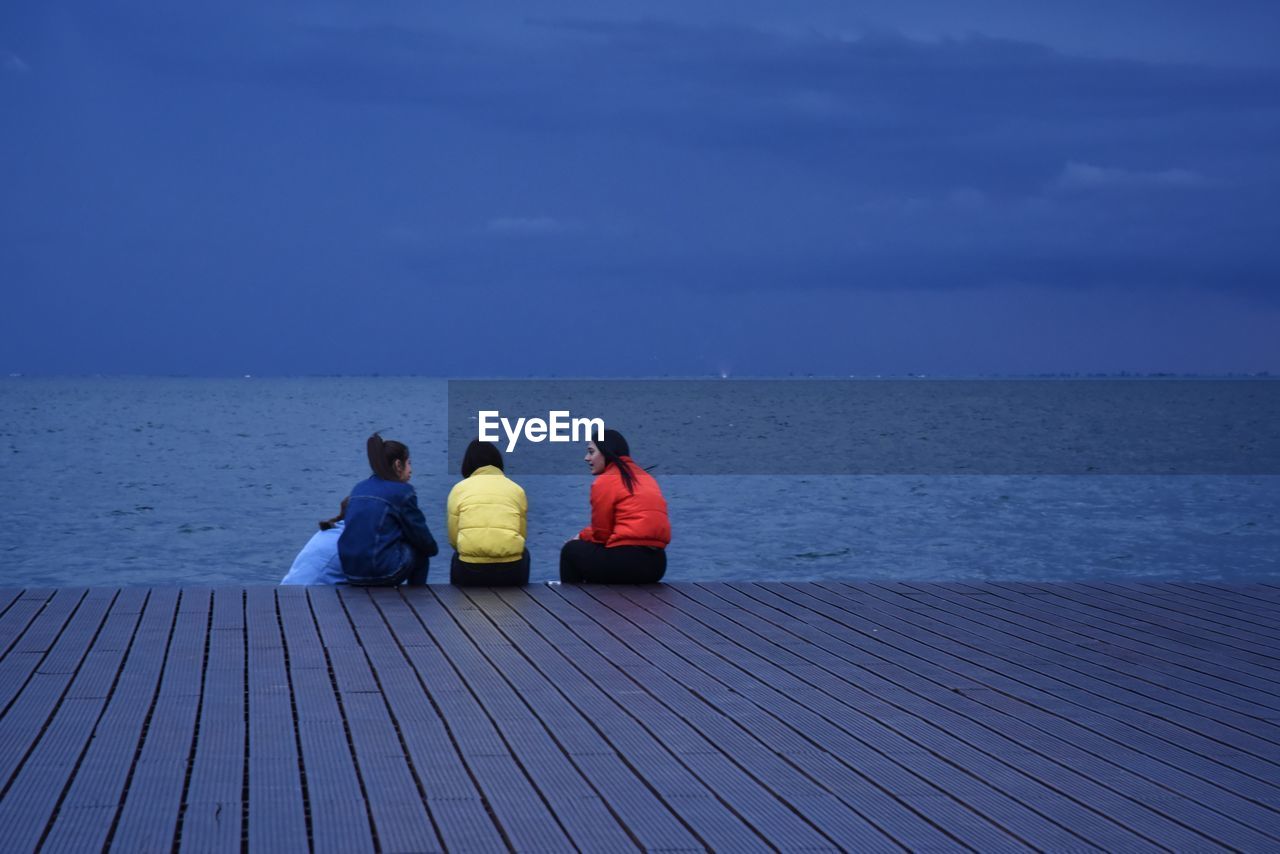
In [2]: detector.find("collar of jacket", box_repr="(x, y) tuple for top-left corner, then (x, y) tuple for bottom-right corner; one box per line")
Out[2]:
(469, 465), (504, 477)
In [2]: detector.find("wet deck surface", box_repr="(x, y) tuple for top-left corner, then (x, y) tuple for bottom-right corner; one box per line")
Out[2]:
(0, 581), (1277, 852)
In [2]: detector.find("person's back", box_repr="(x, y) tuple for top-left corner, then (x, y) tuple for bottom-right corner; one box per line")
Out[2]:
(581, 460), (670, 547)
(281, 524), (345, 585)
(447, 440), (530, 586)
(449, 466), (526, 561)
(561, 429), (670, 585)
(281, 499), (348, 586)
(338, 433), (438, 585)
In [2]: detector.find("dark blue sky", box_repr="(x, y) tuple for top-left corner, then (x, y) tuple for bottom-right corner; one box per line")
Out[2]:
(3, 1), (1278, 375)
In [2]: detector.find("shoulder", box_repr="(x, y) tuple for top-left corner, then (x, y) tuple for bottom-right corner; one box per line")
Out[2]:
(591, 468), (622, 495)
(504, 477), (528, 507)
(302, 527), (339, 551)
(351, 475), (411, 495)
(375, 478), (418, 507)
(498, 474), (525, 494)
(483, 474), (526, 504)
(635, 466), (661, 490)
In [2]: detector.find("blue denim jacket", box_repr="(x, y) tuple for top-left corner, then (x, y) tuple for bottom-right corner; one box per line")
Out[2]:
(338, 476), (439, 583)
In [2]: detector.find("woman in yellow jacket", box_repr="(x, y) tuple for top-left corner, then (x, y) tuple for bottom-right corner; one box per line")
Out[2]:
(448, 440), (530, 586)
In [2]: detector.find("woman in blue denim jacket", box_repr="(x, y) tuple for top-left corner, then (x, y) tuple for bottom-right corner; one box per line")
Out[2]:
(338, 433), (439, 585)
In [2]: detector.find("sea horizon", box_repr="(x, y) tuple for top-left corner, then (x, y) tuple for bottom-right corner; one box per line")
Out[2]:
(2, 376), (1276, 588)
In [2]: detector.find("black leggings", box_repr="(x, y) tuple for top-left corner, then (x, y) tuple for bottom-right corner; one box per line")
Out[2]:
(559, 541), (666, 584)
(450, 550), (530, 587)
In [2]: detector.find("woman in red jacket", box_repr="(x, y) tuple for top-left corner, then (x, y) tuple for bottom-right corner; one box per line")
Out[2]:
(560, 429), (671, 583)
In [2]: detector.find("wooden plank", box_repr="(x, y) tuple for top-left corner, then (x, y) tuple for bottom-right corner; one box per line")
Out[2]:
(0, 589), (110, 792)
(41, 806), (119, 854)
(341, 588), (509, 853)
(1042, 582), (1278, 661)
(742, 581), (1280, 851)
(1030, 584), (1280, 675)
(806, 582), (1280, 844)
(0, 589), (149, 853)
(559, 583), (1043, 852)
(245, 587), (308, 854)
(875, 582), (1280, 768)
(110, 588), (212, 853)
(11, 588), (94, 656)
(757, 581), (1239, 854)
(0, 589), (21, 616)
(307, 586), (442, 854)
(1013, 582), (1280, 673)
(0, 591), (45, 659)
(1052, 585), (1280, 706)
(1194, 583), (1280, 609)
(40, 589), (179, 854)
(458, 584), (805, 852)
(840, 580), (1280, 769)
(0, 589), (86, 712)
(531, 584), (955, 851)
(977, 583), (1280, 697)
(930, 582), (1280, 752)
(654, 583), (1170, 851)
(390, 587), (616, 852)
(952, 582), (1280, 718)
(3, 582), (1272, 853)
(179, 587), (246, 854)
(454, 583), (798, 854)
(1131, 581), (1280, 627)
(1082, 582), (1280, 646)
(1160, 583), (1280, 624)
(276, 587), (374, 854)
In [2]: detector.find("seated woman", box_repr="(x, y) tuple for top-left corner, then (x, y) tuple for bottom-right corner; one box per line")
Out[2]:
(338, 433), (438, 585)
(448, 440), (530, 586)
(560, 429), (670, 584)
(280, 498), (349, 585)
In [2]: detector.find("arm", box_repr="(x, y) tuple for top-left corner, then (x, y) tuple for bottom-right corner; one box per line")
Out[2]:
(446, 485), (460, 550)
(400, 492), (439, 557)
(517, 486), (528, 541)
(578, 476), (616, 544)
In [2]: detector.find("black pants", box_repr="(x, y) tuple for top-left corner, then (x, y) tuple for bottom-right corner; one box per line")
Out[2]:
(450, 550), (530, 587)
(347, 551), (429, 587)
(559, 540), (666, 584)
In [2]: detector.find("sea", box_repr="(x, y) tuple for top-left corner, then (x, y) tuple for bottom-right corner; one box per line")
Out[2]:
(1, 377), (1277, 587)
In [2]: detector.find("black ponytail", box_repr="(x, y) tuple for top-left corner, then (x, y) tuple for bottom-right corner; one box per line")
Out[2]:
(595, 429), (637, 493)
(366, 432), (410, 481)
(319, 496), (350, 531)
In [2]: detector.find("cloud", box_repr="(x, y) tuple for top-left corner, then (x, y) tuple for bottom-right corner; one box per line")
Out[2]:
(485, 216), (578, 235)
(12, 9), (1280, 309)
(1, 50), (30, 74)
(83, 13), (1280, 184)
(226, 19), (1274, 204)
(1054, 162), (1211, 191)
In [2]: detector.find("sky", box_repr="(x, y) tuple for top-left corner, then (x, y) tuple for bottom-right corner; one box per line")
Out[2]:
(2, 1), (1279, 376)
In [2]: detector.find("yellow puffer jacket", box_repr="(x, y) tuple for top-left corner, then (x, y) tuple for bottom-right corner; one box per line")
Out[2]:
(447, 465), (527, 563)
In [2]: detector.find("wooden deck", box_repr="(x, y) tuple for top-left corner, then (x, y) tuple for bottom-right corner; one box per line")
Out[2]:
(0, 582), (1277, 853)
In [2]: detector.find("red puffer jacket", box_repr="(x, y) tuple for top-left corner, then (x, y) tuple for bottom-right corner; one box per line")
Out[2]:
(578, 457), (671, 548)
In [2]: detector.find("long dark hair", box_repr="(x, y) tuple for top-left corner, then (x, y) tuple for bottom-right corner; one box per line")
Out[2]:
(367, 432), (410, 481)
(594, 429), (637, 493)
(461, 439), (504, 478)
(319, 496), (349, 531)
